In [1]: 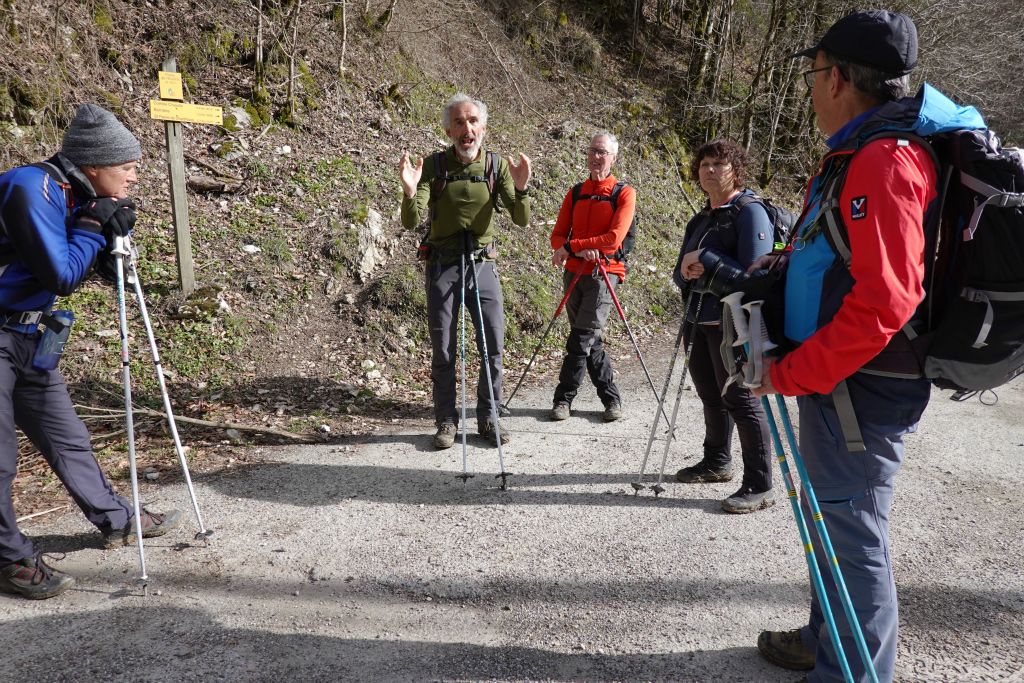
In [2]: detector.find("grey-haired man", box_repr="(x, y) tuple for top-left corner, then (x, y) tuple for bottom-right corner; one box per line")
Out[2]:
(399, 93), (531, 449)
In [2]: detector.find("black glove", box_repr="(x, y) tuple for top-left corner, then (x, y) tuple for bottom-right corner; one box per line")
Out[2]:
(93, 249), (119, 284)
(75, 197), (136, 238)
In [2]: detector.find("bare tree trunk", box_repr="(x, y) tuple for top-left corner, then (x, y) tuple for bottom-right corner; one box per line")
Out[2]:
(338, 0), (347, 74)
(285, 0), (302, 122)
(254, 0), (265, 92)
(741, 0), (786, 149)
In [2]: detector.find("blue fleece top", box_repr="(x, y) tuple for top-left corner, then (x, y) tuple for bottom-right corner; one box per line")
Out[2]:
(673, 189), (774, 324)
(0, 156), (106, 331)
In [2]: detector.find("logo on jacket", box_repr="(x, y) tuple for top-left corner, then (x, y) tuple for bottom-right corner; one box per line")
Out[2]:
(851, 196), (867, 220)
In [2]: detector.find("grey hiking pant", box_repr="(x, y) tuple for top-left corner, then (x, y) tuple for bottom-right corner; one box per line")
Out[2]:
(1, 328), (132, 563)
(553, 270), (621, 407)
(796, 374), (930, 683)
(425, 258), (504, 426)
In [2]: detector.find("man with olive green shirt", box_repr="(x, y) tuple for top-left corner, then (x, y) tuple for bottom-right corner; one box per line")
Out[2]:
(399, 92), (532, 449)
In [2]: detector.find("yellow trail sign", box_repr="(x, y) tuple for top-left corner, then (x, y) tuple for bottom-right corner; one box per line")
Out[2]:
(158, 71), (184, 100)
(149, 99), (223, 125)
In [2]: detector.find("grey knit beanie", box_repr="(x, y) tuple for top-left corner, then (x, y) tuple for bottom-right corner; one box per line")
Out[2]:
(60, 104), (142, 167)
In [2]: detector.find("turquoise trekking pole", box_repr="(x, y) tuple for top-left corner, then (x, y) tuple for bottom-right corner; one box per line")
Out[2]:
(774, 393), (880, 683)
(762, 396), (855, 683)
(721, 292), (860, 682)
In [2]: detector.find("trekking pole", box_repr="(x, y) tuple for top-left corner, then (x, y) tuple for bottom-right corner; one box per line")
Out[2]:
(594, 260), (671, 427)
(502, 269), (583, 411)
(456, 251), (472, 485)
(762, 396), (855, 683)
(774, 394), (880, 683)
(112, 236), (148, 583)
(648, 293), (705, 496)
(465, 236), (511, 490)
(631, 312), (685, 494)
(123, 237), (211, 540)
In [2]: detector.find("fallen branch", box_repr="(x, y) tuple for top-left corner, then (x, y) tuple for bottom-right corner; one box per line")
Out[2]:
(16, 505), (69, 523)
(73, 404), (317, 443)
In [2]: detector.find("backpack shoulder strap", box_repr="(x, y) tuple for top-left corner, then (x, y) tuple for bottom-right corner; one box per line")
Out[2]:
(428, 151), (448, 223)
(485, 150), (501, 212)
(571, 182), (584, 206)
(609, 181), (627, 211)
(30, 161), (74, 222)
(824, 132), (940, 267)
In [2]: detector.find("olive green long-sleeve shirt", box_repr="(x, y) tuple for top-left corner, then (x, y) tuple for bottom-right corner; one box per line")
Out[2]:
(400, 147), (530, 256)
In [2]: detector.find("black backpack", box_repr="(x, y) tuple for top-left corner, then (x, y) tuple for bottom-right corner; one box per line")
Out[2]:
(729, 193), (794, 250)
(428, 150), (500, 221)
(416, 150), (501, 261)
(569, 180), (635, 261)
(828, 129), (1024, 393)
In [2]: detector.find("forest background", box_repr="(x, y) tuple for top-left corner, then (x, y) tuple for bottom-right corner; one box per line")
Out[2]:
(1, 0), (1021, 507)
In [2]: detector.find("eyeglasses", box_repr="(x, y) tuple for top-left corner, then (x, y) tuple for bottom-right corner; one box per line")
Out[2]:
(802, 64), (847, 88)
(587, 147), (613, 158)
(801, 65), (832, 88)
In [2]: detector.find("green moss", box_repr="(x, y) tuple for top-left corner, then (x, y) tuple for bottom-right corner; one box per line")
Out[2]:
(93, 4), (114, 32)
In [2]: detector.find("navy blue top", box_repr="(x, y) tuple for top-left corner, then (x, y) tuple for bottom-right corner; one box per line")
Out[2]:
(673, 189), (774, 324)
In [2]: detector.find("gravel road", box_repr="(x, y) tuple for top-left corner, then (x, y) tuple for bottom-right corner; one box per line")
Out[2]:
(3, 347), (1023, 682)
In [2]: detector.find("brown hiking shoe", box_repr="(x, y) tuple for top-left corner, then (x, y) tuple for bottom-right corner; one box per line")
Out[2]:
(757, 628), (816, 671)
(478, 419), (511, 446)
(0, 552), (76, 600)
(550, 402), (570, 421)
(103, 508), (183, 548)
(603, 402), (623, 422)
(433, 421), (457, 449)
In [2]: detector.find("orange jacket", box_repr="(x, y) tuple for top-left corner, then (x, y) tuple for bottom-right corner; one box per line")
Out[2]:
(549, 175), (636, 280)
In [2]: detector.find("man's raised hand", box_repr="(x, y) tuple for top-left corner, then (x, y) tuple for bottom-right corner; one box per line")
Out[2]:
(399, 152), (423, 198)
(507, 153), (532, 191)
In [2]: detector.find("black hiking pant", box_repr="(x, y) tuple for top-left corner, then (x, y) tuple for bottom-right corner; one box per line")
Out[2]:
(553, 270), (621, 408)
(684, 322), (772, 492)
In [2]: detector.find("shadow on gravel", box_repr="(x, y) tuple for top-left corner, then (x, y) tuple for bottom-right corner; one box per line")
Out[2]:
(0, 604), (795, 682)
(204, 462), (721, 511)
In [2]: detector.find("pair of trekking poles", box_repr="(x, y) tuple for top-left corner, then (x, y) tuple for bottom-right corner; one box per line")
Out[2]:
(111, 235), (212, 585)
(453, 232), (511, 490)
(503, 257), (672, 428)
(723, 295), (879, 683)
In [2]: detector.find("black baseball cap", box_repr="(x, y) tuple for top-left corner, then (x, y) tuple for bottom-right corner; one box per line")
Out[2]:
(792, 10), (918, 75)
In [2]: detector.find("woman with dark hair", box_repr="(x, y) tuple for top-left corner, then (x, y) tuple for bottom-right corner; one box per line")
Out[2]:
(671, 138), (776, 513)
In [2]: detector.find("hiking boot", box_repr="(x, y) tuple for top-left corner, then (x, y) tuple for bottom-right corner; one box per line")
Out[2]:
(757, 628), (816, 671)
(102, 508), (183, 548)
(722, 486), (776, 514)
(478, 419), (511, 446)
(550, 402), (570, 421)
(603, 401), (623, 422)
(675, 460), (733, 483)
(0, 552), (76, 600)
(433, 421), (457, 449)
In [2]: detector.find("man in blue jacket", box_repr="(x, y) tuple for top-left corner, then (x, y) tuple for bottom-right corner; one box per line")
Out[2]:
(0, 104), (180, 600)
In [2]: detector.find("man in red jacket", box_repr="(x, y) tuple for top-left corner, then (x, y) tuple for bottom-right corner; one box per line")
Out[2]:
(753, 11), (947, 682)
(548, 132), (635, 422)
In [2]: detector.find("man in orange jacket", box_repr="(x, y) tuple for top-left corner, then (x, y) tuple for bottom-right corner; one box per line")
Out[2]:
(548, 132), (636, 422)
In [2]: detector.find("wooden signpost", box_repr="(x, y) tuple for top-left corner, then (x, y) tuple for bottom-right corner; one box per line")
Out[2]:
(149, 58), (224, 296)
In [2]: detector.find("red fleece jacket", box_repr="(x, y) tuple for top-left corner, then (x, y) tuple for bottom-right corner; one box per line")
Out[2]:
(549, 175), (635, 280)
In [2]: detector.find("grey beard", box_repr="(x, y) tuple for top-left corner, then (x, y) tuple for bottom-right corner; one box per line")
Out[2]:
(454, 139), (483, 163)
